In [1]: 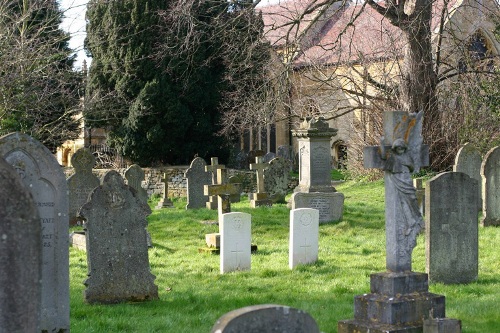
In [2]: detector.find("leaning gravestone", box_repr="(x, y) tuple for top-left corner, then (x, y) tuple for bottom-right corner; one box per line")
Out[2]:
(67, 148), (100, 225)
(289, 208), (319, 269)
(0, 132), (70, 332)
(211, 304), (320, 333)
(480, 146), (500, 226)
(454, 143), (482, 211)
(220, 212), (251, 274)
(264, 157), (291, 203)
(185, 157), (211, 209)
(0, 156), (41, 332)
(425, 172), (478, 284)
(79, 170), (159, 304)
(125, 164), (148, 203)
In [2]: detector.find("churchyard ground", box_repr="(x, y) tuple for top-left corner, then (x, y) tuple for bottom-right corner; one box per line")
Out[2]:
(69, 179), (500, 333)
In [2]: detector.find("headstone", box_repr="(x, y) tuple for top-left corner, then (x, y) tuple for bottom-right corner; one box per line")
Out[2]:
(184, 157), (211, 209)
(339, 112), (454, 333)
(264, 157), (291, 203)
(210, 304), (320, 333)
(220, 212), (251, 274)
(425, 172), (478, 284)
(0, 132), (70, 332)
(291, 192), (344, 223)
(480, 146), (500, 226)
(156, 173), (174, 209)
(289, 208), (319, 269)
(125, 164), (148, 203)
(414, 177), (425, 216)
(263, 152), (276, 163)
(454, 143), (482, 211)
(277, 145), (293, 161)
(235, 150), (249, 169)
(0, 156), (41, 332)
(205, 157), (226, 210)
(249, 156), (272, 207)
(228, 175), (242, 203)
(79, 170), (159, 304)
(292, 117), (337, 193)
(67, 148), (100, 225)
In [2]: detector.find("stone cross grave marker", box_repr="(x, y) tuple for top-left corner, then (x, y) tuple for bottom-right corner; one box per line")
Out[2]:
(67, 148), (100, 225)
(210, 304), (320, 333)
(125, 164), (148, 203)
(454, 143), (482, 211)
(264, 157), (290, 203)
(79, 170), (159, 304)
(249, 156), (272, 207)
(0, 155), (41, 332)
(156, 172), (174, 209)
(205, 157), (225, 209)
(220, 212), (251, 274)
(0, 132), (70, 332)
(184, 157), (211, 209)
(480, 146), (500, 226)
(289, 208), (319, 269)
(204, 161), (240, 218)
(425, 172), (479, 284)
(363, 111), (428, 272)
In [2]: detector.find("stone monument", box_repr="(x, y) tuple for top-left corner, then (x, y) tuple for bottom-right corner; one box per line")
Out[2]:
(79, 170), (159, 304)
(290, 117), (344, 223)
(0, 132), (70, 332)
(125, 164), (148, 203)
(338, 111), (456, 333)
(156, 172), (174, 209)
(480, 146), (500, 226)
(249, 156), (272, 207)
(454, 143), (482, 211)
(185, 157), (211, 209)
(67, 148), (100, 225)
(264, 157), (291, 203)
(0, 156), (41, 332)
(426, 172), (478, 284)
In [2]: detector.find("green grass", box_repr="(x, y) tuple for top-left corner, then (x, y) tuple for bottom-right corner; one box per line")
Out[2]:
(69, 180), (500, 333)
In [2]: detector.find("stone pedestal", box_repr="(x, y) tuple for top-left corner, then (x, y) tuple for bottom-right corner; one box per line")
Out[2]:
(249, 192), (272, 208)
(338, 272), (446, 333)
(156, 197), (174, 209)
(290, 192), (344, 223)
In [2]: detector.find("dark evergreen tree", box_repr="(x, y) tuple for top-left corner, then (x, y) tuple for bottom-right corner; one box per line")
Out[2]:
(0, 0), (82, 152)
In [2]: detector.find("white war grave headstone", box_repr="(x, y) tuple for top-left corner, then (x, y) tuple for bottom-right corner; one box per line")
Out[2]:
(185, 157), (211, 209)
(480, 146), (500, 226)
(289, 208), (319, 269)
(0, 132), (70, 332)
(453, 143), (482, 211)
(79, 170), (159, 303)
(67, 148), (100, 225)
(0, 155), (41, 332)
(338, 111), (453, 333)
(220, 212), (251, 274)
(425, 172), (478, 284)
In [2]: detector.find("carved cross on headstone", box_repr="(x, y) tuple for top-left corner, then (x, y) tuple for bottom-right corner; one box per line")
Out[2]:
(231, 242), (244, 269)
(442, 212), (469, 264)
(300, 237), (312, 262)
(205, 157), (226, 210)
(204, 166), (239, 218)
(363, 111), (429, 272)
(156, 173), (173, 209)
(249, 156), (272, 207)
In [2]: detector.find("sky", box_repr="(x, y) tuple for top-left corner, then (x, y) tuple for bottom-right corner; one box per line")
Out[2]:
(58, 0), (284, 70)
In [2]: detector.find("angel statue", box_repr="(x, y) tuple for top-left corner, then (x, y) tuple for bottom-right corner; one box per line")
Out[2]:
(379, 111), (425, 272)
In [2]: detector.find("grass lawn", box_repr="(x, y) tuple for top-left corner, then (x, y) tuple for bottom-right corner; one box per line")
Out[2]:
(69, 179), (500, 332)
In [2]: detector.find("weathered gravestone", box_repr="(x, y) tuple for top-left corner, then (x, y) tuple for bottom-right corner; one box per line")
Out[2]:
(249, 156), (272, 207)
(290, 117), (345, 223)
(79, 170), (159, 304)
(156, 173), (174, 209)
(228, 175), (242, 203)
(425, 172), (478, 284)
(0, 156), (41, 332)
(67, 148), (100, 225)
(0, 132), (70, 332)
(454, 143), (482, 211)
(125, 164), (148, 203)
(289, 208), (319, 269)
(211, 304), (320, 333)
(184, 157), (211, 209)
(220, 212), (251, 274)
(277, 145), (293, 161)
(339, 112), (452, 333)
(264, 157), (291, 203)
(263, 152), (276, 163)
(480, 146), (500, 226)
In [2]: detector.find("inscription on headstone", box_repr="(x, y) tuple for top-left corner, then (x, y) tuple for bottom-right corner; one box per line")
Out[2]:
(291, 192), (344, 223)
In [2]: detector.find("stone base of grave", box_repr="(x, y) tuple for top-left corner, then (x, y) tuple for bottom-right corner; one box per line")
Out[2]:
(199, 233), (258, 255)
(156, 198), (174, 209)
(480, 216), (500, 227)
(206, 196), (218, 210)
(290, 192), (344, 223)
(423, 318), (462, 333)
(249, 192), (273, 208)
(70, 231), (87, 251)
(338, 272), (448, 333)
